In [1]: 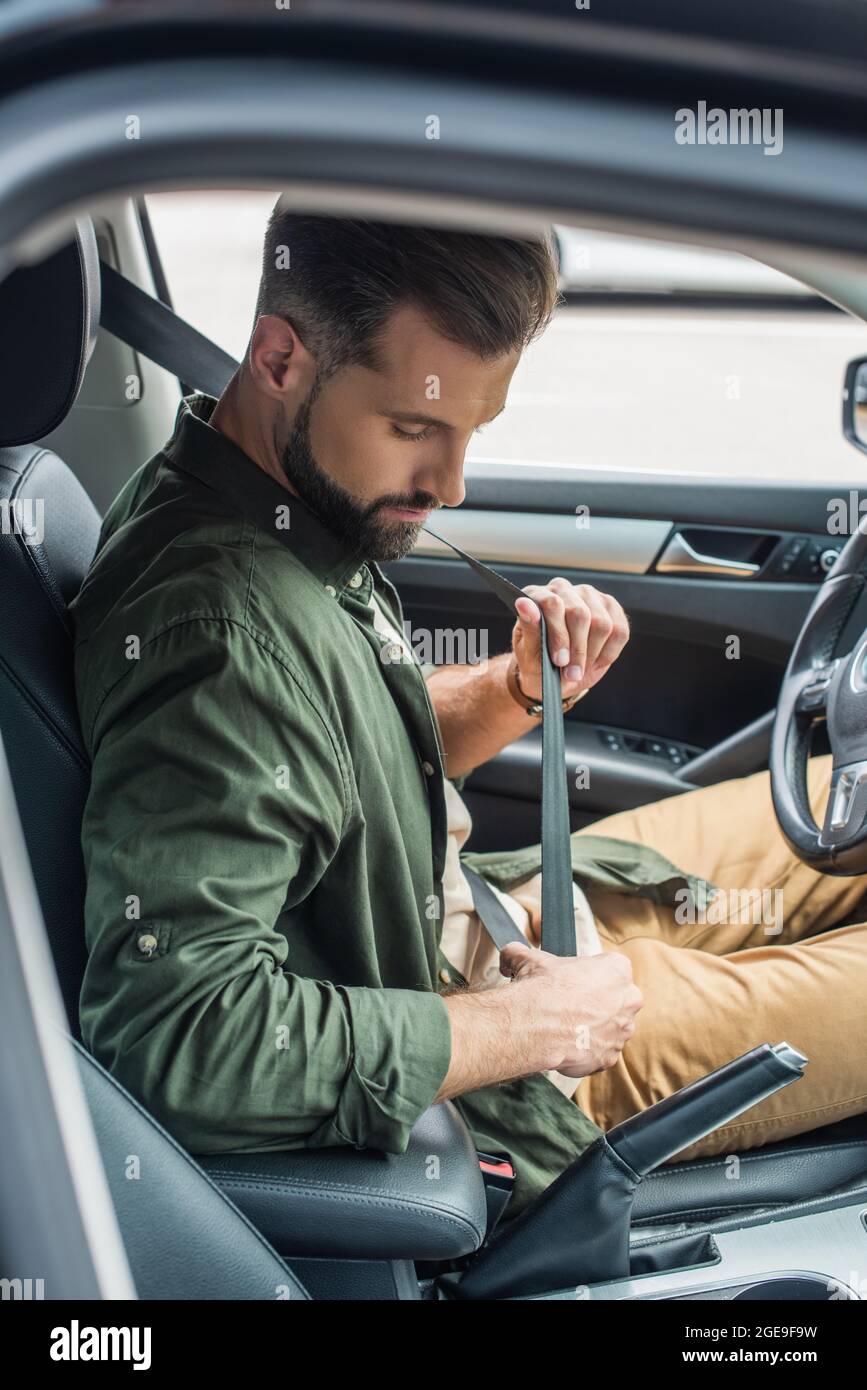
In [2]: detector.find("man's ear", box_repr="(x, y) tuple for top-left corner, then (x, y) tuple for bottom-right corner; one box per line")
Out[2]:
(249, 314), (313, 399)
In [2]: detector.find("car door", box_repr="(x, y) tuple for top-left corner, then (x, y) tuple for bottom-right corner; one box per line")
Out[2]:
(383, 231), (867, 850)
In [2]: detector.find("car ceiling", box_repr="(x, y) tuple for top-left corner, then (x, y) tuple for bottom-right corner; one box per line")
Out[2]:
(1, 3), (867, 293)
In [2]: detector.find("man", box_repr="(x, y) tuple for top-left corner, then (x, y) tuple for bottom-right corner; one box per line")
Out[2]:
(71, 207), (867, 1224)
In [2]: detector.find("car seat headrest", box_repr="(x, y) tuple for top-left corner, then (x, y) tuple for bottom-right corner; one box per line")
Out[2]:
(0, 216), (100, 447)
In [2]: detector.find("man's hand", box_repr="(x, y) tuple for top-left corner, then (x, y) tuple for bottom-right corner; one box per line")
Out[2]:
(499, 941), (643, 1079)
(435, 940), (643, 1101)
(512, 579), (629, 702)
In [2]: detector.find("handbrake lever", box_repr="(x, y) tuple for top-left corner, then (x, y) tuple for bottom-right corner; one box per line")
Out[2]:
(447, 1042), (808, 1301)
(607, 1041), (807, 1177)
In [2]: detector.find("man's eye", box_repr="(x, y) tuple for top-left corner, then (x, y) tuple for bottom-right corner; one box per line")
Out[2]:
(391, 423), (434, 442)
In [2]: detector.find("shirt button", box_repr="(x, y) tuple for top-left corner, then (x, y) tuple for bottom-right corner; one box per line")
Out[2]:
(324, 584), (337, 597)
(439, 967), (452, 985)
(137, 933), (158, 957)
(421, 761), (435, 777)
(348, 571), (364, 589)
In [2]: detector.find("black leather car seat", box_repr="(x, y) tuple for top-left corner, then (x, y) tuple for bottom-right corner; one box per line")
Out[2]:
(0, 219), (309, 1299)
(72, 1036), (309, 1299)
(1, 219), (865, 1270)
(0, 223), (101, 1037)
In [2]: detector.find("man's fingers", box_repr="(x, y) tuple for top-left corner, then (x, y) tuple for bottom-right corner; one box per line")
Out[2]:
(597, 593), (630, 666)
(581, 593), (614, 670)
(561, 597), (591, 680)
(519, 586), (571, 670)
(549, 579), (629, 675)
(545, 576), (605, 672)
(499, 941), (533, 978)
(514, 594), (541, 637)
(580, 597), (628, 675)
(515, 583), (629, 691)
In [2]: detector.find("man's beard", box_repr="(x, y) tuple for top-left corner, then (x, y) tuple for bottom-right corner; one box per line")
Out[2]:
(280, 394), (436, 563)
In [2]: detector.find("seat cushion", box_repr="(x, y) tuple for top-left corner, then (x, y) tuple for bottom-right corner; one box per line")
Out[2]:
(631, 1109), (867, 1226)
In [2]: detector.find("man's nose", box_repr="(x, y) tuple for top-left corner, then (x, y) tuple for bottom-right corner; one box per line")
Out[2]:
(422, 444), (467, 510)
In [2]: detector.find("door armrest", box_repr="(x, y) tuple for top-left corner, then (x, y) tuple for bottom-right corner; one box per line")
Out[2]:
(466, 723), (694, 819)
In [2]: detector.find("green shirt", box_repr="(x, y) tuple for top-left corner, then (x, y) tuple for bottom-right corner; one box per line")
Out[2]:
(70, 393), (716, 1223)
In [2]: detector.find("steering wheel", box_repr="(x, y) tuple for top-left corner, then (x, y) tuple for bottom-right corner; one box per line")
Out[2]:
(771, 519), (867, 872)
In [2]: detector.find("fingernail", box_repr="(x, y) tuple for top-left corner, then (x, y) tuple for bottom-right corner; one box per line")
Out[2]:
(566, 664), (583, 681)
(555, 647), (570, 666)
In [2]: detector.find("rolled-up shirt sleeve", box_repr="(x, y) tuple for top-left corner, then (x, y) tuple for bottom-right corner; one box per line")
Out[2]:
(77, 616), (452, 1157)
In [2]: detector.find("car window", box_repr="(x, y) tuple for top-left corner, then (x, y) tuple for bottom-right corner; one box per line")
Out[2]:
(144, 190), (280, 361)
(145, 191), (867, 484)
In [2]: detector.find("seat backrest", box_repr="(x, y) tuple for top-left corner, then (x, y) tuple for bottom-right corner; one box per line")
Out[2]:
(0, 222), (103, 1035)
(73, 1036), (308, 1299)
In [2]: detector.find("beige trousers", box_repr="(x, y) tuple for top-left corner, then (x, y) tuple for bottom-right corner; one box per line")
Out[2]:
(514, 753), (867, 1162)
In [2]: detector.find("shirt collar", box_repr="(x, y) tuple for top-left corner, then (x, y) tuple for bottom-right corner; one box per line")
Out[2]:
(164, 391), (375, 596)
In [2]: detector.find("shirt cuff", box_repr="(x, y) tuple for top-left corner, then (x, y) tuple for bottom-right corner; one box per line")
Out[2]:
(308, 987), (453, 1154)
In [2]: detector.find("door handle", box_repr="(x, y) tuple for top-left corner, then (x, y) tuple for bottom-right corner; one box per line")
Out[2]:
(655, 531), (761, 578)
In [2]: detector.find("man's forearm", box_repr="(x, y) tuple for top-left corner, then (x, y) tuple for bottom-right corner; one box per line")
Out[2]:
(426, 652), (540, 780)
(434, 984), (554, 1099)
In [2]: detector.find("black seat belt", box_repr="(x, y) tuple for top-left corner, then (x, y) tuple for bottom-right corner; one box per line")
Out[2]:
(98, 261), (576, 958)
(100, 262), (238, 397)
(461, 864), (526, 950)
(419, 525), (575, 958)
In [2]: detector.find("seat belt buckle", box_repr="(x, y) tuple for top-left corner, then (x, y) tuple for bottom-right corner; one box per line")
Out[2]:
(477, 1150), (516, 1239)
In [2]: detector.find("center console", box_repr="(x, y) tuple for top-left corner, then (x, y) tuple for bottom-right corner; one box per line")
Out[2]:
(512, 1184), (866, 1300)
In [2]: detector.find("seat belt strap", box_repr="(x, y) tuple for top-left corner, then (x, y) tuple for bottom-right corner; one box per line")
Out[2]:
(421, 524), (575, 958)
(100, 261), (238, 397)
(97, 261), (577, 957)
(462, 864), (527, 949)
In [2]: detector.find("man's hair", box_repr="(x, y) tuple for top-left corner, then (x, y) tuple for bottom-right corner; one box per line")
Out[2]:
(253, 207), (561, 383)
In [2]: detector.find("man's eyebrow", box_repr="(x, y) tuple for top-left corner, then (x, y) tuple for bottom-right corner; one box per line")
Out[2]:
(379, 404), (506, 429)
